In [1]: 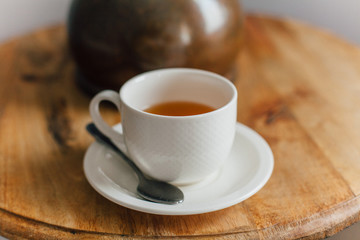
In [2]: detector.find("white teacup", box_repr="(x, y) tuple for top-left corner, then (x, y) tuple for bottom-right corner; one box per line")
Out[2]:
(90, 68), (237, 185)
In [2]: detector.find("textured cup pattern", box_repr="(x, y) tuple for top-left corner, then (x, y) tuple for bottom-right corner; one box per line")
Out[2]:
(122, 103), (236, 184)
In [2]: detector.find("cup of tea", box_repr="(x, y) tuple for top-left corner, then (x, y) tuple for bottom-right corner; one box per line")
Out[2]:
(89, 68), (237, 185)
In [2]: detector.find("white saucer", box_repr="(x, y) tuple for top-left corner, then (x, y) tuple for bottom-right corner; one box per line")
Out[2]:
(83, 123), (274, 215)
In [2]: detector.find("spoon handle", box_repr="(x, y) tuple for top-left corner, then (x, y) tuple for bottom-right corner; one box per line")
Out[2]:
(86, 123), (145, 180)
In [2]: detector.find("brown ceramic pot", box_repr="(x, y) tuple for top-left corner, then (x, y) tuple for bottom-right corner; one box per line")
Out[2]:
(68, 0), (244, 94)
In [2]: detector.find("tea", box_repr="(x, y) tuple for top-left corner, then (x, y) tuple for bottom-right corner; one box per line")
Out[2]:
(144, 101), (215, 116)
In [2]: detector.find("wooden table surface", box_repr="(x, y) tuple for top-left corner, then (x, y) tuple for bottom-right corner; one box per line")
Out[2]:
(1, 15), (360, 240)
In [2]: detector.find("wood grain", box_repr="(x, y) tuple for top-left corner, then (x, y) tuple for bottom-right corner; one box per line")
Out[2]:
(0, 15), (360, 239)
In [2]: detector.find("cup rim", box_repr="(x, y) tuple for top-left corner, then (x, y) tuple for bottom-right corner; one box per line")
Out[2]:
(119, 68), (237, 119)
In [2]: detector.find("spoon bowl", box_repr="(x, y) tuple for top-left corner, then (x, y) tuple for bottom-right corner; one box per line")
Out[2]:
(137, 179), (184, 205)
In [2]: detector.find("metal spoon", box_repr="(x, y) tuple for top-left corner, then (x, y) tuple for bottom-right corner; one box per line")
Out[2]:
(86, 123), (184, 205)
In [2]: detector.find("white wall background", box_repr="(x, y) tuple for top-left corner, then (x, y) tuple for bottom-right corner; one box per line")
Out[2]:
(243, 0), (360, 46)
(0, 0), (72, 43)
(0, 0), (359, 239)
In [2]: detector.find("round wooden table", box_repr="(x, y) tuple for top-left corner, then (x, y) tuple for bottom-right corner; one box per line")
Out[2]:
(0, 15), (359, 239)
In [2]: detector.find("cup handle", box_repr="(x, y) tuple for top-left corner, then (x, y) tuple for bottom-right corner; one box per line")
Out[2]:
(89, 90), (126, 153)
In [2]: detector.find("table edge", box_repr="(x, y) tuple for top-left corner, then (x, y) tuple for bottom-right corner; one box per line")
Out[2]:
(1, 195), (359, 239)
